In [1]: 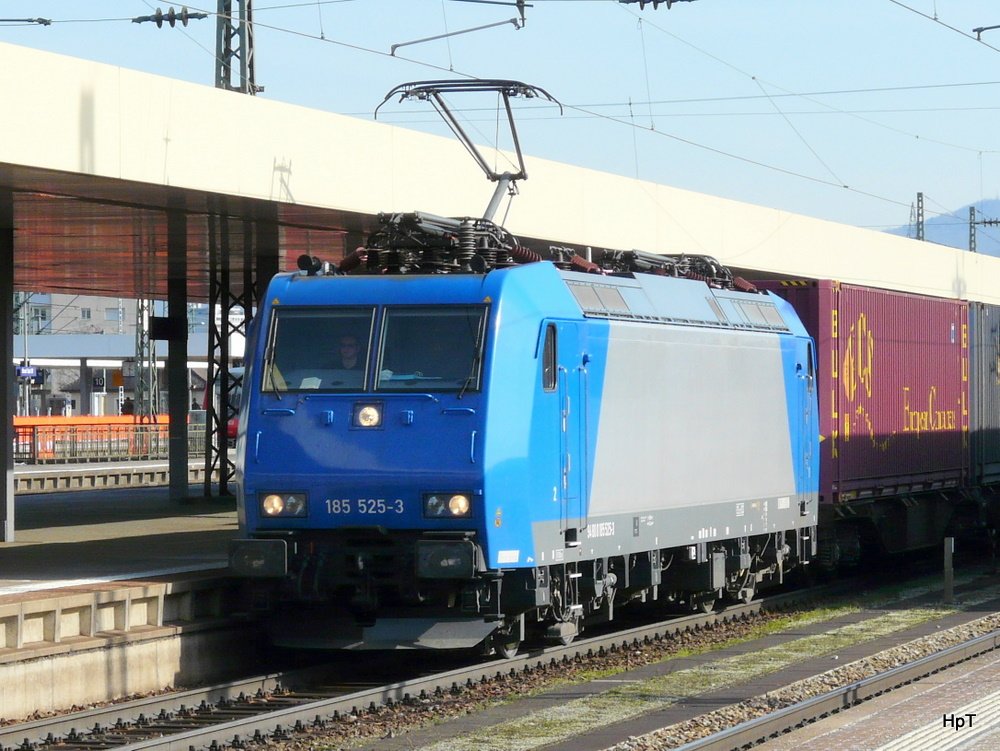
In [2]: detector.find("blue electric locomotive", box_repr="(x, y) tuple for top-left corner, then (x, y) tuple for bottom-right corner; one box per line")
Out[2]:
(230, 212), (819, 654)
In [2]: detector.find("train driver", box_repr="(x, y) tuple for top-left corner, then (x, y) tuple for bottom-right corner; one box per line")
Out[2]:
(337, 335), (362, 370)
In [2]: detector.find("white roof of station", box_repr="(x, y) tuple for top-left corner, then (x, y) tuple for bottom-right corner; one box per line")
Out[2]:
(1, 40), (996, 304)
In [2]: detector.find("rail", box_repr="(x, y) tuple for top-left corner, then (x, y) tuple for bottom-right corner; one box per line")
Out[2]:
(13, 414), (209, 464)
(0, 584), (844, 750)
(675, 628), (1000, 751)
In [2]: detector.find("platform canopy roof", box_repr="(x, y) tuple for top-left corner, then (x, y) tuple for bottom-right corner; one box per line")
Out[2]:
(3, 165), (363, 301)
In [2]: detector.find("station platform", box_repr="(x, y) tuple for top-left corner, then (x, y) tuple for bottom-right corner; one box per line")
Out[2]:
(0, 484), (236, 596)
(13, 458), (217, 495)
(0, 484), (253, 718)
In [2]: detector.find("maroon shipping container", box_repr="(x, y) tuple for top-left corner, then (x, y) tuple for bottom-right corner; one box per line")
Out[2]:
(970, 303), (1000, 485)
(762, 280), (969, 506)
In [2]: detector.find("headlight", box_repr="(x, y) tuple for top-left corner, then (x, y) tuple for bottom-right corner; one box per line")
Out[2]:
(448, 494), (470, 516)
(260, 492), (308, 517)
(423, 492), (472, 518)
(353, 403), (382, 428)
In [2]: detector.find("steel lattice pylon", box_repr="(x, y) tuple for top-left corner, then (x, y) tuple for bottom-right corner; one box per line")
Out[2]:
(216, 0), (258, 94)
(206, 2), (259, 495)
(205, 213), (260, 496)
(134, 298), (159, 420)
(133, 214), (158, 422)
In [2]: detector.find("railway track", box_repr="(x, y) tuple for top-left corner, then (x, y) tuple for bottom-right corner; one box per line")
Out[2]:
(667, 628), (1000, 751)
(0, 596), (786, 751)
(1, 569), (985, 751)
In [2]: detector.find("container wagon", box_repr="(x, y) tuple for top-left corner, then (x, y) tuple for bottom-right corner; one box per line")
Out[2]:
(761, 280), (971, 564)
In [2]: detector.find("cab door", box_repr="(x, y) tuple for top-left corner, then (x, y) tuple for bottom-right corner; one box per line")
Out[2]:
(797, 340), (818, 516)
(555, 322), (588, 545)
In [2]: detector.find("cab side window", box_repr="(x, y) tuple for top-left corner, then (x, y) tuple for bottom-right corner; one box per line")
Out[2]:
(542, 324), (557, 391)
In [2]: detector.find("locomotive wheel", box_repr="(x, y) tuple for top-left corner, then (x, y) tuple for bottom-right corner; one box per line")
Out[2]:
(726, 574), (756, 604)
(545, 617), (580, 646)
(557, 630), (576, 647)
(696, 594), (717, 613)
(491, 629), (521, 659)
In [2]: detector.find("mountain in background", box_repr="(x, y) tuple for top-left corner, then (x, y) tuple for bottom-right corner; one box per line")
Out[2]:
(885, 199), (1000, 256)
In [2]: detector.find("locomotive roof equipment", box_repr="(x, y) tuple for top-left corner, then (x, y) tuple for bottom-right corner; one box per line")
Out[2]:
(375, 79), (561, 223)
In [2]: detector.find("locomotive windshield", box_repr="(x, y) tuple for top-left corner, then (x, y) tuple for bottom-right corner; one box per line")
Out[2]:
(376, 305), (487, 393)
(260, 304), (486, 393)
(262, 306), (375, 392)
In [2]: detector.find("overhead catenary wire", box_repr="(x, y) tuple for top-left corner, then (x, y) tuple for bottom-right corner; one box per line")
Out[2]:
(611, 2), (1000, 223)
(886, 0), (1000, 54)
(615, 4), (998, 156)
(561, 99), (914, 213)
(355, 81), (1000, 116)
(0, 17), (52, 25)
(257, 0), (357, 9)
(628, 97), (641, 179)
(367, 105), (1000, 123)
(637, 19), (655, 130)
(8, 2), (995, 229)
(752, 76), (846, 187)
(440, 0), (455, 71)
(886, 0), (1000, 244)
(254, 20), (980, 218)
(314, 0), (326, 40)
(19, 3), (1000, 165)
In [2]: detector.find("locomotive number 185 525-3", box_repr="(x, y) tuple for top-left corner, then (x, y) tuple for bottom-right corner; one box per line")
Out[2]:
(325, 498), (405, 515)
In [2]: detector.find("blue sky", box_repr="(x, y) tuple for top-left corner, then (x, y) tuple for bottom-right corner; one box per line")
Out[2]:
(4, 1), (1000, 232)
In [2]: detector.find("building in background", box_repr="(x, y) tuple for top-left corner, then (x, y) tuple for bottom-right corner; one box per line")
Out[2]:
(12, 294), (223, 416)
